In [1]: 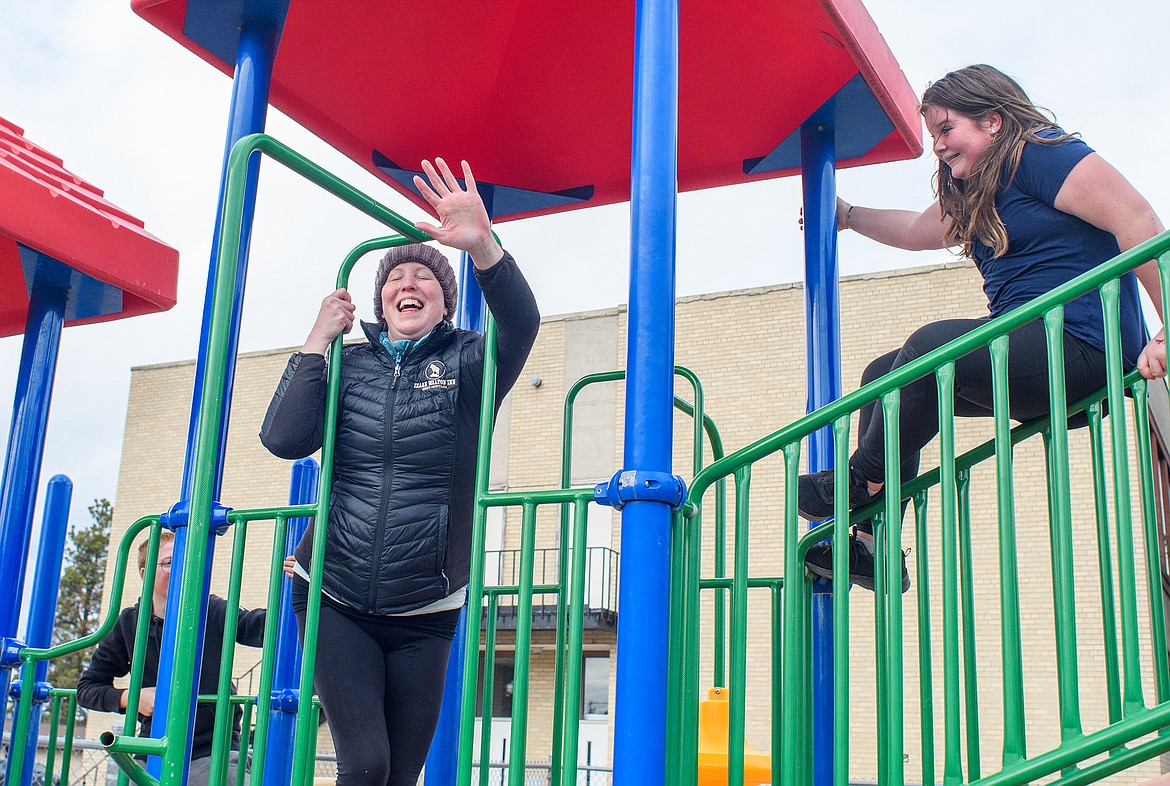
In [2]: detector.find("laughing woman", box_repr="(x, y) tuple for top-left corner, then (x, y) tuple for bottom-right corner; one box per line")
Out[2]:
(261, 158), (539, 786)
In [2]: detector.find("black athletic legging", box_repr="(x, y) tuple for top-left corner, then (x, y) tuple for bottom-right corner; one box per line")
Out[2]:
(850, 317), (1109, 531)
(292, 577), (459, 786)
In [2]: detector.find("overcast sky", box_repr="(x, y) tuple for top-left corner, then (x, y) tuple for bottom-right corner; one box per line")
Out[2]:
(1, 0), (1168, 548)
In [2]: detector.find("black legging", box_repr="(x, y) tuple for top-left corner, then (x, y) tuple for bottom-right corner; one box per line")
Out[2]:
(850, 317), (1109, 530)
(292, 578), (459, 786)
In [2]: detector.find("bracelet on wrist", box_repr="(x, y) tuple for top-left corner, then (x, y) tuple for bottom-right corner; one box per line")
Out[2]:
(846, 204), (855, 228)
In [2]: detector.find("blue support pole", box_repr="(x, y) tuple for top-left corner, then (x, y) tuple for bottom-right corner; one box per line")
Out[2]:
(424, 240), (488, 786)
(8, 475), (72, 786)
(263, 458), (317, 786)
(151, 16), (282, 783)
(612, 1), (678, 784)
(0, 283), (67, 707)
(801, 113), (840, 786)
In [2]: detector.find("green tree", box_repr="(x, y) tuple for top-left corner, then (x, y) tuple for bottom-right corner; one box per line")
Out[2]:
(48, 499), (113, 697)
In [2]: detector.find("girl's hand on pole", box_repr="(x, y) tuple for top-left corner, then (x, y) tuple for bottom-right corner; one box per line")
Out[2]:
(1138, 327), (1167, 380)
(836, 197), (851, 231)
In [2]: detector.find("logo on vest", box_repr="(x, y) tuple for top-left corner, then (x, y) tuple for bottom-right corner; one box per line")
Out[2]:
(414, 359), (456, 391)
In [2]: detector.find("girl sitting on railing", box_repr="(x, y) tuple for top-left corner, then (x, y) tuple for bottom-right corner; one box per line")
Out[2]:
(799, 64), (1166, 593)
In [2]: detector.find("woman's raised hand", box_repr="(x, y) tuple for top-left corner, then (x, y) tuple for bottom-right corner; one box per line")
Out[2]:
(413, 158), (503, 269)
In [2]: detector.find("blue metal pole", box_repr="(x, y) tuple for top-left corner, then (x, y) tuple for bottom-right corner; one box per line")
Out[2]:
(263, 458), (317, 786)
(8, 475), (72, 786)
(612, 1), (678, 784)
(801, 113), (840, 786)
(425, 605), (469, 786)
(455, 250), (488, 334)
(0, 283), (67, 708)
(151, 16), (282, 783)
(424, 243), (488, 786)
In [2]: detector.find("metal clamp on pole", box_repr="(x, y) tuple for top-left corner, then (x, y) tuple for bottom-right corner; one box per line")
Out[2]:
(159, 500), (233, 534)
(0, 637), (23, 669)
(271, 687), (300, 714)
(7, 679), (52, 702)
(594, 469), (687, 511)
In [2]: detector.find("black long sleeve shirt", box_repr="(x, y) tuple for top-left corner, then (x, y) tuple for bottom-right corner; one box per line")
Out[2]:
(76, 595), (266, 759)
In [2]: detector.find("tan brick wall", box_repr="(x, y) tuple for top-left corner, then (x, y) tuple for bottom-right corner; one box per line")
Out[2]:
(106, 261), (1166, 783)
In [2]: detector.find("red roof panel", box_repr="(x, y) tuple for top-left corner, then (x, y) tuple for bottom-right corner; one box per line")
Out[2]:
(133, 0), (923, 222)
(0, 117), (179, 338)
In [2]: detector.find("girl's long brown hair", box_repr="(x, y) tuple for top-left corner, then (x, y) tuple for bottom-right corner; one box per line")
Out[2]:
(922, 64), (1074, 259)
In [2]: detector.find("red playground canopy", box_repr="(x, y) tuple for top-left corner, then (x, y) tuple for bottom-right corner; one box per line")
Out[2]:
(0, 117), (179, 338)
(133, 0), (923, 223)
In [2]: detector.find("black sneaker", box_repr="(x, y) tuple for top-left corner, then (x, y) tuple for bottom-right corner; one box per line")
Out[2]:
(797, 461), (875, 521)
(805, 531), (911, 593)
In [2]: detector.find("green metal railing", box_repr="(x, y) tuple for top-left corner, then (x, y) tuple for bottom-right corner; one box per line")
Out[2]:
(8, 127), (1170, 786)
(679, 228), (1170, 785)
(454, 361), (729, 786)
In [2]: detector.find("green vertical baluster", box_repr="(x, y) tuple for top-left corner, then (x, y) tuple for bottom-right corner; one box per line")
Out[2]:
(1101, 278), (1145, 715)
(553, 377), (589, 786)
(678, 373), (707, 786)
(936, 363), (964, 785)
(880, 391), (905, 786)
(45, 692), (62, 782)
(459, 314), (501, 784)
(728, 466), (751, 786)
(8, 659), (37, 783)
(675, 499), (702, 786)
(126, 525), (162, 734)
(715, 476), (728, 690)
(990, 334), (1026, 765)
(1043, 308), (1084, 742)
(211, 520), (250, 786)
(957, 470), (981, 780)
(914, 492), (936, 786)
(1087, 403), (1122, 726)
(781, 441), (806, 785)
(560, 498), (591, 782)
(309, 700), (322, 786)
(61, 691), (77, 785)
(237, 700), (254, 786)
(480, 593), (499, 786)
(874, 508), (888, 784)
(507, 501), (538, 786)
(1129, 379), (1170, 704)
(772, 578), (784, 786)
(832, 415), (851, 786)
(666, 498), (688, 786)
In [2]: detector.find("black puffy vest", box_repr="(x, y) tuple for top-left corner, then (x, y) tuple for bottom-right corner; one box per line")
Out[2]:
(315, 320), (475, 614)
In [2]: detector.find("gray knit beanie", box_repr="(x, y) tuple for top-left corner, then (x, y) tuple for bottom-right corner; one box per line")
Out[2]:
(372, 244), (458, 321)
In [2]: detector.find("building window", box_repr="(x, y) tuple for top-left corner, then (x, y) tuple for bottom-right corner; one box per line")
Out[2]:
(582, 654), (609, 719)
(476, 654), (514, 718)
